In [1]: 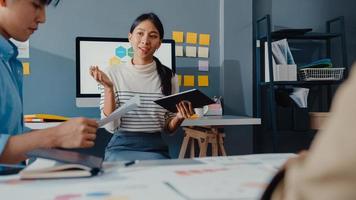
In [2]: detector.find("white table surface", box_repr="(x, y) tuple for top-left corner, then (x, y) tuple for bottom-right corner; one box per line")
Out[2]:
(181, 115), (261, 126)
(0, 154), (294, 200)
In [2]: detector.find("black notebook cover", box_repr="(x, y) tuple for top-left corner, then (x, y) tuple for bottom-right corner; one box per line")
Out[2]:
(154, 89), (215, 113)
(26, 148), (103, 170)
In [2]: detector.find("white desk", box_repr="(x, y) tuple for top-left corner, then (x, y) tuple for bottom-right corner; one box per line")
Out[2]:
(179, 115), (261, 158)
(182, 115), (261, 126)
(0, 154), (294, 200)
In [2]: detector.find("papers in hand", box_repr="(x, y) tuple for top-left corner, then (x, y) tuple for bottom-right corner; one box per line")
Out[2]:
(289, 87), (309, 108)
(97, 95), (141, 127)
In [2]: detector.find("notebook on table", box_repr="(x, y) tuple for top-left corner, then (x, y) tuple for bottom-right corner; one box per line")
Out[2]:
(20, 148), (103, 179)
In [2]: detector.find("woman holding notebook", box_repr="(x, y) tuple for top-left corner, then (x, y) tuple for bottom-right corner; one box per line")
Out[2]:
(90, 13), (194, 161)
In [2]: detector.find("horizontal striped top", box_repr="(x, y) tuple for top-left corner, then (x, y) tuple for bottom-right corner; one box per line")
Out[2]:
(99, 60), (178, 133)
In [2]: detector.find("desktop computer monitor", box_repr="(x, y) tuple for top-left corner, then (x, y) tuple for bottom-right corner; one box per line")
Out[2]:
(76, 37), (176, 107)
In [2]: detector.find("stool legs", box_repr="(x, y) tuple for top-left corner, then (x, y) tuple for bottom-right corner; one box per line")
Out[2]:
(179, 127), (227, 159)
(179, 134), (190, 159)
(190, 139), (195, 158)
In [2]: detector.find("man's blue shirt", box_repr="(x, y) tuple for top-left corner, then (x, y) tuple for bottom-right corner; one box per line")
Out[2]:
(0, 35), (24, 157)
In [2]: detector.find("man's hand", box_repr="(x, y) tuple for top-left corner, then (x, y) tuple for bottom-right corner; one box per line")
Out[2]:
(53, 118), (98, 148)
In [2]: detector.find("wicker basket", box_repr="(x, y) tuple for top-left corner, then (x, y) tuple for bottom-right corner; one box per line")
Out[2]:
(299, 68), (345, 81)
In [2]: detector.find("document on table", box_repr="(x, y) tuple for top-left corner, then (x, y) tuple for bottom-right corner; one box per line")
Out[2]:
(97, 95), (140, 127)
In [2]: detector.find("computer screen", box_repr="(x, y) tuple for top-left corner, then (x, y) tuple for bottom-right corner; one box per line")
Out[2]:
(76, 37), (176, 107)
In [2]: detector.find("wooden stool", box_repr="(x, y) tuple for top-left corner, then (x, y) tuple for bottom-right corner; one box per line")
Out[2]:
(179, 127), (227, 159)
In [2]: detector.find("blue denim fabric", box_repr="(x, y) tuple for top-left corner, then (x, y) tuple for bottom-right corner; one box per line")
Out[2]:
(105, 131), (170, 161)
(0, 36), (24, 171)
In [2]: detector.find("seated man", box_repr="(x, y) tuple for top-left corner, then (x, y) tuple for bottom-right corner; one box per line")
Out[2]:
(265, 62), (356, 200)
(0, 0), (98, 166)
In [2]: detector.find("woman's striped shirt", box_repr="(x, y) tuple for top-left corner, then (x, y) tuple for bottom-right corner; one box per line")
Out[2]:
(99, 60), (178, 133)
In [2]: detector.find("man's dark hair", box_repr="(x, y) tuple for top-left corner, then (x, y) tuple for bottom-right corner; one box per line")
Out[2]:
(40, 0), (60, 6)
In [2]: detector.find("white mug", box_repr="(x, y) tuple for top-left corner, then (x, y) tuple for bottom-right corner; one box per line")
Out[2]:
(194, 106), (208, 117)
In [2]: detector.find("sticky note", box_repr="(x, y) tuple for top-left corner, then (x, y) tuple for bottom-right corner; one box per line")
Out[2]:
(22, 62), (30, 75)
(185, 46), (197, 57)
(198, 75), (209, 87)
(199, 34), (210, 46)
(175, 45), (183, 57)
(172, 31), (184, 43)
(186, 32), (197, 44)
(198, 60), (209, 71)
(198, 46), (209, 58)
(177, 75), (182, 86)
(184, 75), (195, 86)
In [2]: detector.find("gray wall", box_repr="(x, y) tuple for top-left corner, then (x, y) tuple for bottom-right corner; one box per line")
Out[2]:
(22, 0), (255, 157)
(23, 0), (221, 118)
(220, 0), (254, 154)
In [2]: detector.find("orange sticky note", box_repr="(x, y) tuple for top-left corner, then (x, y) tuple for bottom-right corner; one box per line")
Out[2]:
(22, 62), (30, 75)
(199, 34), (210, 45)
(172, 31), (184, 43)
(177, 74), (182, 86)
(186, 32), (197, 44)
(198, 75), (209, 87)
(184, 75), (195, 86)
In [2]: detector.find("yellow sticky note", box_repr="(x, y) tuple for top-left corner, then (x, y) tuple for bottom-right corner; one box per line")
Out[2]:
(198, 75), (209, 87)
(22, 62), (30, 75)
(177, 74), (182, 86)
(199, 34), (210, 45)
(172, 31), (184, 43)
(186, 32), (197, 44)
(184, 75), (195, 87)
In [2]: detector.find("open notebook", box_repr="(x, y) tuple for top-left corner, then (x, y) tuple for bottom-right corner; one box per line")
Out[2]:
(20, 149), (103, 179)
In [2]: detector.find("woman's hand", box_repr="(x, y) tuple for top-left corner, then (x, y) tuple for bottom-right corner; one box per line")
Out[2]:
(176, 100), (194, 119)
(89, 66), (113, 89)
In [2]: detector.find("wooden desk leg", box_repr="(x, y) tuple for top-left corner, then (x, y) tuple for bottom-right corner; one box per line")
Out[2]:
(179, 134), (190, 159)
(218, 134), (227, 156)
(212, 140), (218, 156)
(190, 139), (195, 158)
(199, 138), (208, 157)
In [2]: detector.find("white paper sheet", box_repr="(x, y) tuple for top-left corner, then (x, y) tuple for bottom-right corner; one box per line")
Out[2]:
(97, 95), (140, 127)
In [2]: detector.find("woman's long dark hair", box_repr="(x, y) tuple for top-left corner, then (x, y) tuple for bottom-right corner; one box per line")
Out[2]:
(130, 13), (173, 96)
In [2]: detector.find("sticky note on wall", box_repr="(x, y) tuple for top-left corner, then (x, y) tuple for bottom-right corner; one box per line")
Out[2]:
(22, 62), (30, 75)
(198, 60), (209, 71)
(175, 45), (183, 57)
(198, 47), (209, 58)
(186, 32), (197, 44)
(185, 46), (197, 57)
(199, 34), (210, 46)
(172, 31), (184, 43)
(177, 74), (182, 86)
(198, 75), (209, 87)
(184, 75), (195, 86)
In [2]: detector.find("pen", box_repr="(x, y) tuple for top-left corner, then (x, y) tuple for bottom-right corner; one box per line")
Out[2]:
(124, 160), (139, 167)
(0, 163), (26, 169)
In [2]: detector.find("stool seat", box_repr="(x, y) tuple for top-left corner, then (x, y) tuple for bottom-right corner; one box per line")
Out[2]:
(179, 127), (227, 159)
